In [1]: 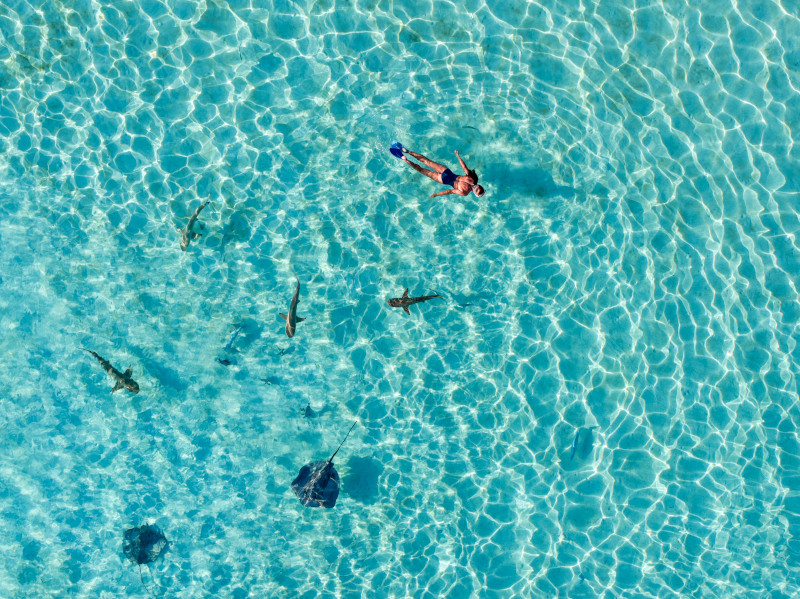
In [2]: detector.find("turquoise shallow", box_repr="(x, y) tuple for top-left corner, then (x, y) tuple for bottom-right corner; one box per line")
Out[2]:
(1, 0), (800, 596)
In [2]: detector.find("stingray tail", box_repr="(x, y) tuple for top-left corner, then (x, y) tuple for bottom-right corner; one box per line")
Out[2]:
(139, 563), (157, 599)
(328, 421), (357, 463)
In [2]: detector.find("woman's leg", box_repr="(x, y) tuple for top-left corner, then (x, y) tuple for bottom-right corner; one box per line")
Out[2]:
(405, 150), (446, 173)
(404, 158), (444, 183)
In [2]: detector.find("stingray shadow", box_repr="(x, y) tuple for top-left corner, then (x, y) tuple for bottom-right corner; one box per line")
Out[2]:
(342, 456), (383, 504)
(482, 163), (576, 199)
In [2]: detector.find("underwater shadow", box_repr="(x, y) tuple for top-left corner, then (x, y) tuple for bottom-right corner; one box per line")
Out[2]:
(481, 163), (576, 199)
(141, 356), (187, 392)
(342, 456), (383, 504)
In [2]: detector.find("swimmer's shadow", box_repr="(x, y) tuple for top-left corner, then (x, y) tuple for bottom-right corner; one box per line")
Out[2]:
(483, 164), (575, 198)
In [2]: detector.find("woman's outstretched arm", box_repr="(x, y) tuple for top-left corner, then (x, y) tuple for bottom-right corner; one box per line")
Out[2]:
(455, 150), (469, 174)
(430, 189), (458, 198)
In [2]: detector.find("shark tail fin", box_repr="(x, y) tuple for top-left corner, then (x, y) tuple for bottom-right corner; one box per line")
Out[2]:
(280, 313), (288, 321)
(111, 381), (124, 393)
(403, 306), (411, 315)
(296, 317), (306, 323)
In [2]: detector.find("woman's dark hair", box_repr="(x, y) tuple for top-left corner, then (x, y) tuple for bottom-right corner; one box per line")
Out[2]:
(467, 169), (479, 184)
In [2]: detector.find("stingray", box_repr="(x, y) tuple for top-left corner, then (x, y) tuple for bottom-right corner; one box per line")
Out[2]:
(123, 524), (168, 597)
(291, 421), (357, 508)
(301, 401), (317, 419)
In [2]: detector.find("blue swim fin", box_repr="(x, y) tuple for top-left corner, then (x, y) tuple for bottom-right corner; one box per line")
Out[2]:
(389, 142), (405, 159)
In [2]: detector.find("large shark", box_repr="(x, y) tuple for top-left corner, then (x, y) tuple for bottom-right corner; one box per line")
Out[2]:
(82, 348), (140, 394)
(280, 278), (306, 338)
(387, 288), (444, 314)
(177, 201), (208, 251)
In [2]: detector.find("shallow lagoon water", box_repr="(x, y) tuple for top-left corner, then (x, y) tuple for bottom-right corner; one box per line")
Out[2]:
(1, 0), (800, 596)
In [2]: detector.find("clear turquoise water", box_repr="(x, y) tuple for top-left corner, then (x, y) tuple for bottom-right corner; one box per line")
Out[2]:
(1, 0), (799, 596)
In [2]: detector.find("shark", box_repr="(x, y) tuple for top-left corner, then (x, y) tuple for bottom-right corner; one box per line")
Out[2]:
(177, 201), (209, 251)
(81, 348), (140, 394)
(570, 426), (597, 460)
(223, 326), (242, 352)
(280, 278), (306, 338)
(215, 326), (243, 367)
(387, 288), (444, 314)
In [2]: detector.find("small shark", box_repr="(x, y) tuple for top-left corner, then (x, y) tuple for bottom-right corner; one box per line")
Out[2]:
(223, 326), (242, 352)
(387, 288), (444, 314)
(570, 426), (597, 460)
(81, 348), (140, 394)
(177, 201), (209, 251)
(280, 278), (306, 338)
(214, 326), (243, 367)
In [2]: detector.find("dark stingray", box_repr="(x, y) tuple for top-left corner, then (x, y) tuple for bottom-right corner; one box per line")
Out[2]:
(123, 524), (168, 596)
(302, 401), (317, 419)
(291, 421), (357, 508)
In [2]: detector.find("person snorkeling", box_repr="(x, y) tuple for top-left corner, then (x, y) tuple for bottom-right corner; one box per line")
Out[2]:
(393, 144), (485, 198)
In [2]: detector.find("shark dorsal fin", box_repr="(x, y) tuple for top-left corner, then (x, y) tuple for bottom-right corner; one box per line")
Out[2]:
(124, 367), (132, 378)
(402, 288), (409, 299)
(328, 421), (357, 464)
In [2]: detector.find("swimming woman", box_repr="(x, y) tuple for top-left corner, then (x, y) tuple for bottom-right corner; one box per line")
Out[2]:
(400, 148), (485, 198)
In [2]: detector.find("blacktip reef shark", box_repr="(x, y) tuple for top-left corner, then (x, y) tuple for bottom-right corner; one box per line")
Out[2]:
(280, 278), (306, 338)
(387, 288), (444, 314)
(570, 426), (597, 460)
(223, 326), (242, 352)
(215, 325), (243, 367)
(177, 201), (208, 251)
(81, 348), (140, 394)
